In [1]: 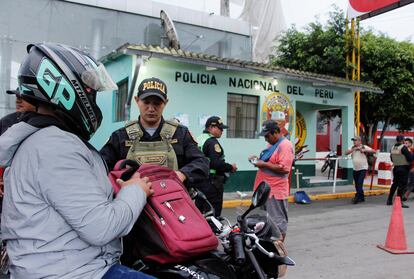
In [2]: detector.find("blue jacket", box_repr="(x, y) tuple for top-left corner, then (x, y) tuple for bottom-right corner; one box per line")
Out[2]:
(0, 122), (147, 279)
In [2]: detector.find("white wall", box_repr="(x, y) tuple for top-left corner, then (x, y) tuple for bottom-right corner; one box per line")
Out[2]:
(62, 0), (251, 36)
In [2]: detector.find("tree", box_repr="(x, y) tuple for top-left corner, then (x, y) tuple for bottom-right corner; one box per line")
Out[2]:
(271, 6), (414, 147)
(360, 33), (414, 146)
(272, 8), (346, 76)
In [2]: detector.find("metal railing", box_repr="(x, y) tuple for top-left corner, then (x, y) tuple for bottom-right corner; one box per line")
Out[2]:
(294, 157), (351, 193)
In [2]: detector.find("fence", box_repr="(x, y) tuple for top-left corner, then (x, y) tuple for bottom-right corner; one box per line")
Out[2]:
(294, 157), (351, 193)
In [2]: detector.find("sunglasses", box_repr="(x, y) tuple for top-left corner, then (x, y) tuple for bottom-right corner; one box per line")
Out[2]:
(212, 125), (223, 131)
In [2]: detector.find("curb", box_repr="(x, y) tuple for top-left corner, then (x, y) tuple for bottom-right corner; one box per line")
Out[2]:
(222, 189), (389, 208)
(364, 184), (391, 190)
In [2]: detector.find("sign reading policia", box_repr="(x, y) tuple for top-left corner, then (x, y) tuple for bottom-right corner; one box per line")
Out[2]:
(261, 92), (294, 139)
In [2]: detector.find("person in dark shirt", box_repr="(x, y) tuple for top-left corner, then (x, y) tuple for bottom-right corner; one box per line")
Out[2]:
(100, 77), (209, 186)
(196, 116), (237, 216)
(0, 89), (36, 135)
(403, 138), (414, 201)
(0, 89), (36, 198)
(0, 112), (20, 135)
(387, 134), (413, 208)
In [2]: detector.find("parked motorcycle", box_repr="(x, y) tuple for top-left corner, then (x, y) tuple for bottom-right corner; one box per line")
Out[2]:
(138, 182), (295, 278)
(321, 149), (337, 179)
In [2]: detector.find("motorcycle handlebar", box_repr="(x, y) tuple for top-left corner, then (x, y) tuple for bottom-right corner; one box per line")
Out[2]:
(230, 232), (246, 265)
(245, 233), (275, 258)
(245, 233), (296, 266)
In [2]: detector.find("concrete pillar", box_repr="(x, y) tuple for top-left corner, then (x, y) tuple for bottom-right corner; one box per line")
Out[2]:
(91, 19), (104, 59)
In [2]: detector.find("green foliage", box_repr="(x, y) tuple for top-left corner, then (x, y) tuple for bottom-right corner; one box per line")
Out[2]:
(360, 33), (414, 132)
(271, 6), (414, 142)
(272, 7), (346, 76)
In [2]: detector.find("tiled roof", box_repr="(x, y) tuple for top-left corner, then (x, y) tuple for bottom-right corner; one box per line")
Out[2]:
(100, 43), (383, 93)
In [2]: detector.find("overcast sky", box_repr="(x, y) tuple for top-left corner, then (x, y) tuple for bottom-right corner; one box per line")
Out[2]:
(279, 0), (414, 42)
(156, 0), (414, 43)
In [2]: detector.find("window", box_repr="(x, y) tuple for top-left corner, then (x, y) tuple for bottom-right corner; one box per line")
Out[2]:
(227, 93), (259, 138)
(114, 78), (129, 122)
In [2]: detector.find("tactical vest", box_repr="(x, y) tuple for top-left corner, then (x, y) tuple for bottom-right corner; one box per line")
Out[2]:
(197, 133), (212, 151)
(125, 120), (179, 170)
(390, 144), (409, 166)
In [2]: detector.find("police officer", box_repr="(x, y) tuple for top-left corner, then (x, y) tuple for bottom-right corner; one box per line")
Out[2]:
(387, 134), (412, 208)
(197, 116), (237, 217)
(100, 77), (209, 186)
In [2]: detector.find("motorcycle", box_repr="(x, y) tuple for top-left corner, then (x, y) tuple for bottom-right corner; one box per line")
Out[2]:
(138, 182), (295, 278)
(321, 149), (337, 179)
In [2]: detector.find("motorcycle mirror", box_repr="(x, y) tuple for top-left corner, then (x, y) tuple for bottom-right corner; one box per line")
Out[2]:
(190, 188), (216, 217)
(241, 182), (270, 220)
(188, 188), (198, 199)
(251, 182), (270, 207)
(196, 189), (207, 200)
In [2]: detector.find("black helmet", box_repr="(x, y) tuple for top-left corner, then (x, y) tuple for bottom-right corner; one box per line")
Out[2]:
(17, 43), (117, 140)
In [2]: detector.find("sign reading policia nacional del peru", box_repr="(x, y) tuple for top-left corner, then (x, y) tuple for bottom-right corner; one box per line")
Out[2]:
(174, 71), (334, 100)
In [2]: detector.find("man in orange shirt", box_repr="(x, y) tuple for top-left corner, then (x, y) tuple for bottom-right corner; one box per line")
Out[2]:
(249, 120), (294, 241)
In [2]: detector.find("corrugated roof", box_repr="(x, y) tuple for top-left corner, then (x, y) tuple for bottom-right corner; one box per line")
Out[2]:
(100, 43), (383, 93)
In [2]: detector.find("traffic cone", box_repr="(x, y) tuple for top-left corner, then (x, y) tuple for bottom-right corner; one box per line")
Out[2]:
(377, 197), (414, 254)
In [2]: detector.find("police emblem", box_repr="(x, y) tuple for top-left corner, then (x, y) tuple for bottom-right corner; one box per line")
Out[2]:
(214, 144), (222, 153)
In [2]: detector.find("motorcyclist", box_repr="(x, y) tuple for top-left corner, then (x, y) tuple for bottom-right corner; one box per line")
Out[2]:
(0, 43), (155, 278)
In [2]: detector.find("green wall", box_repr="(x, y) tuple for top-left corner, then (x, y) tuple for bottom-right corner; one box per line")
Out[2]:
(90, 55), (135, 148)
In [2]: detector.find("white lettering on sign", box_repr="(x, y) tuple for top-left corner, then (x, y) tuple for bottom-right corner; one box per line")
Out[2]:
(174, 265), (205, 279)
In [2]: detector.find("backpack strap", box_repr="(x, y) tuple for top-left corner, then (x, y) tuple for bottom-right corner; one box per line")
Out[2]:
(125, 120), (144, 141)
(160, 120), (178, 141)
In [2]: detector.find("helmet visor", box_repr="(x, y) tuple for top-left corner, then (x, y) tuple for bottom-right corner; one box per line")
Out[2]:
(81, 63), (118, 92)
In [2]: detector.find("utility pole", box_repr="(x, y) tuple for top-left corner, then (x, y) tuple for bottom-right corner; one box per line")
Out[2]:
(345, 17), (360, 136)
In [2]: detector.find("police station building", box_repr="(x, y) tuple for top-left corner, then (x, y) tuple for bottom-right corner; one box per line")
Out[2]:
(94, 44), (381, 192)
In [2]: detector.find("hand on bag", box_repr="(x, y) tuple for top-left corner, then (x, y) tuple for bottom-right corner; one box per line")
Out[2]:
(116, 172), (154, 197)
(175, 171), (187, 182)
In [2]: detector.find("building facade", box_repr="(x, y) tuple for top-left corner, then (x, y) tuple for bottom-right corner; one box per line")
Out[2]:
(95, 44), (381, 191)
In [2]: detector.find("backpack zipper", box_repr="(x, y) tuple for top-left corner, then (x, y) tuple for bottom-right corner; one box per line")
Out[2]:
(145, 206), (166, 226)
(164, 201), (186, 223)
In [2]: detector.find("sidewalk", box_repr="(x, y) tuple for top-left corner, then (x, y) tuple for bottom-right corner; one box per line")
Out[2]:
(223, 174), (390, 208)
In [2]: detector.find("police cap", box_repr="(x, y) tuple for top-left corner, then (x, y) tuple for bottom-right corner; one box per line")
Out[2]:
(137, 77), (168, 102)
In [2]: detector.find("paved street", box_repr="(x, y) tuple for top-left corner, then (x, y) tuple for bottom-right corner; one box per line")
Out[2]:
(223, 194), (414, 279)
(1, 194), (412, 279)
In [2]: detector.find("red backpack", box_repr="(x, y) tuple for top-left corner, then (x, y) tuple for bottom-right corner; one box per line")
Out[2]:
(108, 160), (218, 265)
